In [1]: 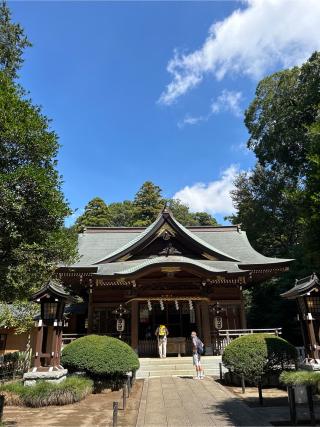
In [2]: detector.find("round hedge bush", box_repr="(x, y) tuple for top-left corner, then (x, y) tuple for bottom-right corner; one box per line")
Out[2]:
(61, 335), (140, 378)
(222, 333), (297, 383)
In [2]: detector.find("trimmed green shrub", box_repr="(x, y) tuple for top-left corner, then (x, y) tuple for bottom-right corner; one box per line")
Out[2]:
(3, 351), (19, 364)
(0, 376), (93, 407)
(280, 370), (320, 386)
(222, 333), (297, 384)
(61, 335), (139, 379)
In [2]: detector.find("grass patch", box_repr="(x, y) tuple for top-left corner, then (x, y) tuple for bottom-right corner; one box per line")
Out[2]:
(280, 370), (320, 386)
(0, 375), (93, 407)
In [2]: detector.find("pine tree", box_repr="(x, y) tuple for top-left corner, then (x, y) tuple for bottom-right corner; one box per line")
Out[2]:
(132, 181), (164, 226)
(75, 197), (110, 231)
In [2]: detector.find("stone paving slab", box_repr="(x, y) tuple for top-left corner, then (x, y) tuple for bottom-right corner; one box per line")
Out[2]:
(136, 376), (271, 427)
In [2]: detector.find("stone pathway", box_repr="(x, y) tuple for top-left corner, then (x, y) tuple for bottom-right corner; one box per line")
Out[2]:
(136, 376), (270, 427)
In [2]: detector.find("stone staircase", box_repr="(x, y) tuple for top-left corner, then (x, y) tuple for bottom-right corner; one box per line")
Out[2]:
(136, 356), (226, 379)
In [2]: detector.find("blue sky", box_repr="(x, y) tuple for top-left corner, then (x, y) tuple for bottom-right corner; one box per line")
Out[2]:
(9, 0), (320, 225)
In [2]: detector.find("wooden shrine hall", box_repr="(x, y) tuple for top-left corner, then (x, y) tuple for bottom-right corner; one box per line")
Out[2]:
(58, 207), (292, 356)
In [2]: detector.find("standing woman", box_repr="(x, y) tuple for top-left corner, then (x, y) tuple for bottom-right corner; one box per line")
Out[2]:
(155, 324), (169, 358)
(191, 331), (204, 379)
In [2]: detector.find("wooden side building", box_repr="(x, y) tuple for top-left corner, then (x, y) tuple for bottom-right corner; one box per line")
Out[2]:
(58, 208), (292, 356)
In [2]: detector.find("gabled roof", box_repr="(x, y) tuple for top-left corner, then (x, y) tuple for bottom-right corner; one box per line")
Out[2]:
(31, 281), (76, 302)
(92, 207), (238, 264)
(66, 208), (293, 271)
(281, 273), (319, 299)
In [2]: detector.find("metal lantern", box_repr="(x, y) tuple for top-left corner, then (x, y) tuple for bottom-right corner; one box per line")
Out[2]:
(42, 301), (59, 321)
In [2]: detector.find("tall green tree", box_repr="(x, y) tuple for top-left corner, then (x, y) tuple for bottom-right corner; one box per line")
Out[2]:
(0, 3), (77, 303)
(0, 2), (31, 78)
(192, 211), (218, 226)
(132, 181), (164, 226)
(76, 184), (218, 229)
(301, 117), (320, 267)
(230, 52), (320, 342)
(75, 197), (110, 231)
(0, 73), (77, 301)
(108, 201), (135, 227)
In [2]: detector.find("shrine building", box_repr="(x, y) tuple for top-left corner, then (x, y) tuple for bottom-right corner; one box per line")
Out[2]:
(58, 207), (292, 357)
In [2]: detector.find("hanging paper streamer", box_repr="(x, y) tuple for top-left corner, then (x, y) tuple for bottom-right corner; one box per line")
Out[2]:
(189, 299), (194, 311)
(175, 300), (179, 311)
(147, 300), (152, 311)
(160, 299), (164, 311)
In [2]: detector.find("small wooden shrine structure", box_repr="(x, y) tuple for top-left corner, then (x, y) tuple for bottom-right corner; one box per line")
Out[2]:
(58, 207), (292, 356)
(30, 281), (75, 370)
(282, 273), (320, 360)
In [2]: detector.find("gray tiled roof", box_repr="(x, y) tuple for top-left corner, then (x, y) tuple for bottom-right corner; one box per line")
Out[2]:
(67, 209), (292, 271)
(71, 227), (291, 268)
(92, 211), (238, 264)
(194, 229), (292, 265)
(94, 256), (247, 277)
(281, 273), (319, 299)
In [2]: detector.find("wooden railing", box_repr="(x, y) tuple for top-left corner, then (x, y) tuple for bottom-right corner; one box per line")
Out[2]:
(62, 334), (85, 346)
(63, 328), (283, 356)
(213, 328), (282, 354)
(62, 333), (130, 347)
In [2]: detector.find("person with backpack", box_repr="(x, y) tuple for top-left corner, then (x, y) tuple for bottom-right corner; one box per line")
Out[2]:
(191, 331), (204, 379)
(155, 324), (169, 358)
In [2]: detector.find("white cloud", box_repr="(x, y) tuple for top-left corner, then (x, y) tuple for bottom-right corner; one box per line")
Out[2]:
(178, 89), (242, 127)
(211, 90), (242, 117)
(159, 0), (320, 105)
(173, 165), (239, 215)
(177, 114), (207, 128)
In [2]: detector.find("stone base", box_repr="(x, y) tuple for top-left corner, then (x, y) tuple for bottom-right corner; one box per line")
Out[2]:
(302, 362), (320, 371)
(23, 369), (68, 386)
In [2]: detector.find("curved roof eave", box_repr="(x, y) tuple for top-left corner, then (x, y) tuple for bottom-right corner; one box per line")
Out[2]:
(92, 209), (239, 264)
(95, 257), (229, 278)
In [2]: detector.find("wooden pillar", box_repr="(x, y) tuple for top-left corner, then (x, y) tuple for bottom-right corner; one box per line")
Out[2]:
(201, 301), (213, 355)
(34, 326), (43, 368)
(240, 290), (247, 329)
(306, 317), (319, 359)
(131, 301), (139, 354)
(51, 326), (57, 366)
(87, 283), (93, 334)
(195, 302), (202, 337)
(55, 328), (62, 367)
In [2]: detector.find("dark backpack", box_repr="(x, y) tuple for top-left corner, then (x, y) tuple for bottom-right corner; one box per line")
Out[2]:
(196, 338), (204, 355)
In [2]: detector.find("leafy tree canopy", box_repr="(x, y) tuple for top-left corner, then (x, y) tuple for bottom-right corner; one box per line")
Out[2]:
(0, 2), (31, 79)
(75, 197), (110, 231)
(229, 52), (320, 343)
(75, 181), (218, 230)
(132, 181), (164, 226)
(0, 3), (77, 305)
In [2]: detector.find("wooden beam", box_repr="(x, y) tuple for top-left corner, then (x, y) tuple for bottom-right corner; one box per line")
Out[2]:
(87, 283), (94, 334)
(34, 326), (43, 368)
(131, 301), (139, 354)
(201, 301), (213, 355)
(240, 291), (247, 329)
(195, 302), (202, 338)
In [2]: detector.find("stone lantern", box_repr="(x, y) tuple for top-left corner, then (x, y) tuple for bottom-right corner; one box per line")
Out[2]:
(281, 274), (320, 361)
(23, 281), (76, 386)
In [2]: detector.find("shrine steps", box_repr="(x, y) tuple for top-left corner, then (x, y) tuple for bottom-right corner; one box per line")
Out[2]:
(136, 356), (225, 379)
